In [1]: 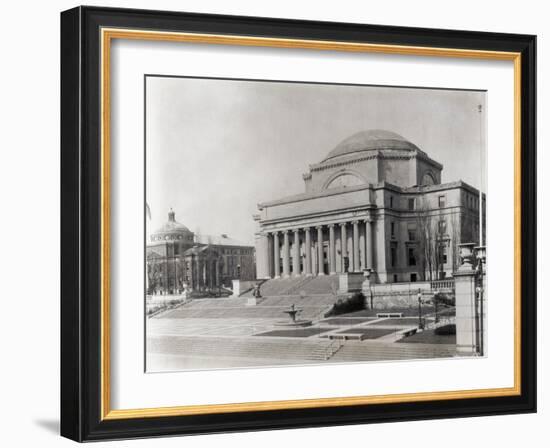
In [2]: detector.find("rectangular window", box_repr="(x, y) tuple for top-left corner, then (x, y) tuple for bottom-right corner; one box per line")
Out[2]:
(438, 220), (447, 234)
(440, 246), (448, 265)
(393, 274), (398, 283)
(391, 222), (395, 238)
(438, 195), (445, 208)
(390, 196), (394, 209)
(408, 229), (416, 241)
(408, 247), (416, 266)
(390, 246), (397, 267)
(408, 198), (415, 211)
(410, 273), (417, 282)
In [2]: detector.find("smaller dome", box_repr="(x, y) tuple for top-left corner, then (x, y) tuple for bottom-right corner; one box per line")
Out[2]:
(323, 129), (419, 162)
(151, 209), (193, 241)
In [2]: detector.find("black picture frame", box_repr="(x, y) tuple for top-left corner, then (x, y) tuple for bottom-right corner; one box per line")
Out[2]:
(61, 5), (536, 442)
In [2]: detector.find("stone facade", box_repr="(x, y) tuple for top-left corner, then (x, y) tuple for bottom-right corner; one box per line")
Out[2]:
(147, 209), (255, 294)
(254, 130), (485, 284)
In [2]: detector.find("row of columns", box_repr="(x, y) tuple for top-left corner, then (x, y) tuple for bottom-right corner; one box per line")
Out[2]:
(190, 256), (221, 290)
(268, 219), (374, 278)
(148, 255), (222, 294)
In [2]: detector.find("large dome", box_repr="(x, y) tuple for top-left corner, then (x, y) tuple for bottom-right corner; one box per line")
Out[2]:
(323, 129), (419, 162)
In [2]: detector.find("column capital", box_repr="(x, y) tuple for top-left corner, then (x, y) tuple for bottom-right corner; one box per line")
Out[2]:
(315, 225), (324, 231)
(339, 221), (347, 227)
(352, 219), (360, 225)
(282, 229), (290, 234)
(293, 228), (300, 234)
(328, 223), (336, 229)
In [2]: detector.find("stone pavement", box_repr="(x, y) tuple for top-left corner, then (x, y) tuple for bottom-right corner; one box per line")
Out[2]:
(146, 300), (454, 372)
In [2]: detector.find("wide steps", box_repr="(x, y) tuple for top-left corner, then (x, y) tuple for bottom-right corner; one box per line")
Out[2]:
(148, 335), (456, 363)
(180, 297), (249, 308)
(160, 294), (337, 320)
(148, 335), (331, 360)
(243, 275), (340, 297)
(330, 342), (456, 361)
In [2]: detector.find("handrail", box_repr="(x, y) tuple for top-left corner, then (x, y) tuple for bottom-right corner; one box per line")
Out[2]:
(324, 339), (344, 360)
(430, 279), (455, 290)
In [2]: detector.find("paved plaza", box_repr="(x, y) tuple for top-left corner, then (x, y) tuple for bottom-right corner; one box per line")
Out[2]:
(146, 297), (456, 372)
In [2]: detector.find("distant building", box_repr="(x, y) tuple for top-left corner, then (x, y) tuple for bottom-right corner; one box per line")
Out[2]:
(254, 130), (485, 283)
(147, 209), (255, 294)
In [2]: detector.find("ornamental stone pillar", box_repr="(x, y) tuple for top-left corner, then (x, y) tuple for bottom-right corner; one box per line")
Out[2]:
(273, 231), (280, 278)
(455, 243), (483, 355)
(254, 232), (270, 279)
(317, 226), (324, 276)
(304, 227), (312, 276)
(282, 230), (291, 277)
(353, 220), (360, 272)
(340, 222), (348, 273)
(328, 224), (336, 275)
(292, 229), (300, 276)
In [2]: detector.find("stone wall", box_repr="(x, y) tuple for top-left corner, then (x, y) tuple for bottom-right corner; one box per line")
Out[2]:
(231, 279), (258, 297)
(367, 281), (437, 309)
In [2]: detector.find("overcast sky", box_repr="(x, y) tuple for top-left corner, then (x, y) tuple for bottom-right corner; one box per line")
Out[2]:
(146, 76), (486, 246)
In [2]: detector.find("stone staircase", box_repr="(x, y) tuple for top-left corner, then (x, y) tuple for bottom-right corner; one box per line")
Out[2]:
(147, 335), (456, 363)
(148, 335), (333, 361)
(243, 275), (340, 297)
(330, 340), (456, 362)
(160, 293), (338, 320)
(284, 276), (316, 295)
(307, 339), (344, 361)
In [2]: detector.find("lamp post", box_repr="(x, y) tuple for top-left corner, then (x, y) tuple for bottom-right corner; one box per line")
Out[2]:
(434, 289), (439, 324)
(474, 245), (486, 355)
(417, 289), (424, 330)
(475, 285), (482, 355)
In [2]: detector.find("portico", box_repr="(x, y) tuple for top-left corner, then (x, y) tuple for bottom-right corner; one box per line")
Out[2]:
(259, 217), (375, 279)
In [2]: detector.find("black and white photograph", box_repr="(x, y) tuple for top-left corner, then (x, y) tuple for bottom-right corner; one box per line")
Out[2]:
(145, 76), (487, 372)
(0, 0), (543, 444)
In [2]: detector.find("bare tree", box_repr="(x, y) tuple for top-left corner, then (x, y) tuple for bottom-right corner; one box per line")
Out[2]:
(449, 212), (461, 273)
(415, 198), (434, 281)
(147, 257), (163, 294)
(194, 227), (201, 245)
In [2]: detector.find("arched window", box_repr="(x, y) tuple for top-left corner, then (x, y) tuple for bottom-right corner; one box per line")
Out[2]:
(421, 172), (436, 186)
(326, 173), (363, 189)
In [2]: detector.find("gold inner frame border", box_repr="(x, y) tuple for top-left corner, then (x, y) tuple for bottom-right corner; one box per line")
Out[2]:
(99, 27), (522, 421)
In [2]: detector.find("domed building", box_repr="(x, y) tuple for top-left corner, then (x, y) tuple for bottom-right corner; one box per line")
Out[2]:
(147, 209), (255, 295)
(254, 130), (484, 284)
(149, 208), (194, 244)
